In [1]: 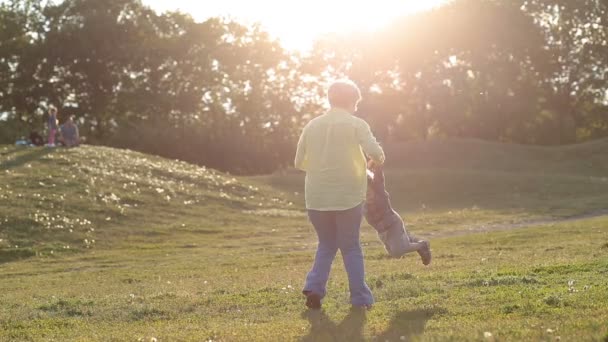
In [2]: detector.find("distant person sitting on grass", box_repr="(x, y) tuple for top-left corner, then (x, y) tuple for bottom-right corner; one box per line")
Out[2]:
(295, 79), (385, 310)
(365, 162), (431, 265)
(29, 131), (44, 146)
(59, 116), (80, 147)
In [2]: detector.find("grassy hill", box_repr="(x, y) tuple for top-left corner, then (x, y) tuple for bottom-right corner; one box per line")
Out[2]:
(0, 145), (297, 262)
(1, 141), (607, 341)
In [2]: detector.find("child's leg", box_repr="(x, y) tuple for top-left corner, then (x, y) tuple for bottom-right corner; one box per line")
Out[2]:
(401, 221), (431, 265)
(303, 210), (338, 300)
(406, 231), (420, 243)
(386, 219), (426, 257)
(335, 204), (374, 307)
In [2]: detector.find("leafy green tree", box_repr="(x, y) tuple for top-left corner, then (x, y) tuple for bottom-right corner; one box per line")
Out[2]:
(522, 0), (608, 142)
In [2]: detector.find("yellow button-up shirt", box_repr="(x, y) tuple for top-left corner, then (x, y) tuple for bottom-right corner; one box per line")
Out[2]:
(294, 108), (385, 211)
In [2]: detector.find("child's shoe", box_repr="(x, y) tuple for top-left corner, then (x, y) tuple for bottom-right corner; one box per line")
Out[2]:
(418, 240), (432, 266)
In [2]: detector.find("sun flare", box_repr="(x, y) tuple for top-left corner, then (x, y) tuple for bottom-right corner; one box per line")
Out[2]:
(145, 0), (449, 50)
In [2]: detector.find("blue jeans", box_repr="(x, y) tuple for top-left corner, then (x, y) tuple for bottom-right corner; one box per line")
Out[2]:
(303, 203), (374, 306)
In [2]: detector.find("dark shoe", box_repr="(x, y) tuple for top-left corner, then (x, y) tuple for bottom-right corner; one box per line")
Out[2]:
(303, 291), (322, 309)
(418, 240), (432, 266)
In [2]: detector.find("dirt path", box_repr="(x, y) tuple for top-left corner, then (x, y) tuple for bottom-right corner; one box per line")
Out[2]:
(434, 209), (608, 238)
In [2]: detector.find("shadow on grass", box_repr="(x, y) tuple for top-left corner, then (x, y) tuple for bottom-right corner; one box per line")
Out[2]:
(374, 308), (439, 342)
(300, 307), (438, 342)
(301, 308), (367, 342)
(0, 147), (54, 170)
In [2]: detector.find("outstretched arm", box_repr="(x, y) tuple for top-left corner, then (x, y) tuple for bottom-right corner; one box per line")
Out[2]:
(357, 120), (385, 164)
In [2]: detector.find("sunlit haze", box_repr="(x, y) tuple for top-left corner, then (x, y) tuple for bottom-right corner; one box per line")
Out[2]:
(143, 0), (449, 50)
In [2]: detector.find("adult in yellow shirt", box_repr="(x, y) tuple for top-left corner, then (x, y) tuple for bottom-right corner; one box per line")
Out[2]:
(295, 79), (385, 309)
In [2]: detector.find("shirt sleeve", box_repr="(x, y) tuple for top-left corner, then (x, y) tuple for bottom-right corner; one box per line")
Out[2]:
(356, 119), (385, 164)
(294, 125), (308, 171)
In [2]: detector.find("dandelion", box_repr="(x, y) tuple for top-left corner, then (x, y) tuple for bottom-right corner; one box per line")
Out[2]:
(483, 332), (493, 339)
(546, 328), (554, 334)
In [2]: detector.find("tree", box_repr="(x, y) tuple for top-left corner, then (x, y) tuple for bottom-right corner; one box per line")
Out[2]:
(522, 0), (608, 142)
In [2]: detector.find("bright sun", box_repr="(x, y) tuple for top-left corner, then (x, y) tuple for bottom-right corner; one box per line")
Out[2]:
(146, 0), (449, 50)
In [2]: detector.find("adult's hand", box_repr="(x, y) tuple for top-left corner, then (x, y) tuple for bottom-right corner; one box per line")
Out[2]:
(367, 159), (377, 170)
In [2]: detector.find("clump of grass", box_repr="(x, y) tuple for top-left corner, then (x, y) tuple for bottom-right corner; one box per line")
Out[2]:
(501, 304), (520, 314)
(543, 295), (563, 307)
(38, 299), (94, 317)
(376, 272), (416, 282)
(468, 275), (540, 287)
(0, 248), (36, 263)
(129, 307), (169, 321)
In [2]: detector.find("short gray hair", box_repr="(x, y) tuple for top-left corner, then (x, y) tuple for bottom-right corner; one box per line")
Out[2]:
(327, 80), (361, 108)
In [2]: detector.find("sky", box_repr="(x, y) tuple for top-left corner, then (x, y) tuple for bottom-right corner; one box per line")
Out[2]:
(142, 0), (449, 51)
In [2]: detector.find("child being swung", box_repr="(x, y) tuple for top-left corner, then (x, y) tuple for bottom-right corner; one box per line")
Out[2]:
(364, 163), (431, 265)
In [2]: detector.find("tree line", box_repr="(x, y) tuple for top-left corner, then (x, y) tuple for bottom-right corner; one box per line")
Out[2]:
(1, 0), (607, 174)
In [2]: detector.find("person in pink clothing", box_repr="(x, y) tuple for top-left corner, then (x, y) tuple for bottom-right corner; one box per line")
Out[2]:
(47, 107), (59, 147)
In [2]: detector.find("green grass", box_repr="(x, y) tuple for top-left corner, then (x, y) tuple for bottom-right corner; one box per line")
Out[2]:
(1, 140), (608, 341)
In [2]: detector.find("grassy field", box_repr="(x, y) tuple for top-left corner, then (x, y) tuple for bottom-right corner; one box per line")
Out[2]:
(1, 139), (608, 341)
